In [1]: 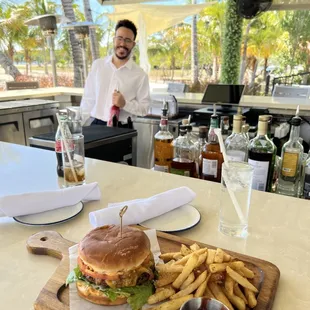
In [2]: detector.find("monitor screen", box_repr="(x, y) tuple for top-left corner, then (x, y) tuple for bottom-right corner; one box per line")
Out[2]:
(201, 84), (245, 105)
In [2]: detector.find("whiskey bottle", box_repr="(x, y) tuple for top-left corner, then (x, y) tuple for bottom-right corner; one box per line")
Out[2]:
(154, 101), (174, 172)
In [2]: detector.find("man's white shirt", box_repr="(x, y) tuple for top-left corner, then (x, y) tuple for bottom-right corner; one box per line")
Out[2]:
(80, 55), (151, 124)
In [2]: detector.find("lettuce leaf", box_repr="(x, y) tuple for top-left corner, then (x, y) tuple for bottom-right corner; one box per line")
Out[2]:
(65, 266), (154, 310)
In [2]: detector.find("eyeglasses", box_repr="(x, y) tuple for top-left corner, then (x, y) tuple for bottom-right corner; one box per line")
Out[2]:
(114, 36), (134, 45)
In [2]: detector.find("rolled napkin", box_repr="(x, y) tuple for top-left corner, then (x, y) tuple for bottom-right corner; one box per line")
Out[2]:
(89, 186), (196, 228)
(0, 182), (101, 217)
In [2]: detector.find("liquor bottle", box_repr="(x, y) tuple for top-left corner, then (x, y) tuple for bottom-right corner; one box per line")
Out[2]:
(194, 126), (208, 178)
(55, 113), (72, 177)
(248, 116), (277, 192)
(171, 125), (196, 177)
(225, 115), (248, 162)
(277, 116), (303, 197)
(154, 101), (174, 173)
(220, 116), (230, 142)
(200, 121), (224, 183)
(303, 151), (310, 199)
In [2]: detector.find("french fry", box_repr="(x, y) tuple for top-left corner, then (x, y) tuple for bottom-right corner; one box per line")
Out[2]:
(150, 294), (193, 310)
(226, 266), (258, 293)
(159, 252), (181, 262)
(173, 253), (198, 289)
(208, 282), (234, 310)
(180, 272), (195, 290)
(181, 244), (192, 256)
(225, 275), (235, 295)
(204, 285), (215, 299)
(156, 272), (179, 288)
(173, 253), (184, 260)
(148, 286), (175, 304)
(234, 283), (248, 304)
(244, 288), (258, 308)
(156, 264), (183, 273)
(222, 287), (246, 310)
(223, 252), (232, 262)
(190, 243), (200, 251)
(194, 279), (207, 298)
(209, 261), (245, 273)
(196, 251), (208, 268)
(174, 248), (207, 266)
(215, 248), (225, 263)
(207, 249), (216, 264)
(240, 266), (255, 279)
(170, 271), (207, 299)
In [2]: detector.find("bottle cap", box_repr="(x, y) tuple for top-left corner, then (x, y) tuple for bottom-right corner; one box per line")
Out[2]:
(291, 116), (301, 126)
(182, 119), (189, 125)
(233, 115), (243, 121)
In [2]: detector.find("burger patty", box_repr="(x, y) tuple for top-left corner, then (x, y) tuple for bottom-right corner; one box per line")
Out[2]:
(84, 274), (108, 287)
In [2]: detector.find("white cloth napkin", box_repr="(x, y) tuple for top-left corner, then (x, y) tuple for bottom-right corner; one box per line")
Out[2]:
(0, 182), (101, 217)
(69, 229), (161, 310)
(89, 186), (196, 228)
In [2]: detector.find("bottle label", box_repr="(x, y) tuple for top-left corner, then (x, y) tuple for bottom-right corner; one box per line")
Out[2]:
(248, 159), (269, 191)
(282, 152), (298, 177)
(227, 150), (246, 162)
(154, 165), (169, 173)
(170, 168), (191, 177)
(154, 140), (173, 166)
(202, 158), (218, 178)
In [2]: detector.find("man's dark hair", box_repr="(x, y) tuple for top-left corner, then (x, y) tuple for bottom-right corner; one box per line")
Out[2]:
(115, 19), (137, 40)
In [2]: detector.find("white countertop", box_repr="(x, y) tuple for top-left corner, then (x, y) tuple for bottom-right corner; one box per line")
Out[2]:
(1, 142), (310, 309)
(1, 87), (310, 113)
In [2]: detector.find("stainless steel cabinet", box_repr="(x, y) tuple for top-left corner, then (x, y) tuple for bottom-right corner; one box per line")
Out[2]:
(0, 113), (25, 145)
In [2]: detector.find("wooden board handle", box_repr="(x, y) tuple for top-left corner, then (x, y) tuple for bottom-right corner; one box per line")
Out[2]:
(27, 231), (75, 259)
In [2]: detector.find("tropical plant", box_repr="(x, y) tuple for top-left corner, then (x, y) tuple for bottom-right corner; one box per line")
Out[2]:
(220, 0), (243, 84)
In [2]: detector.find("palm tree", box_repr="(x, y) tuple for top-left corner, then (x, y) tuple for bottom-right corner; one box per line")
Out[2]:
(82, 0), (100, 62)
(60, 0), (84, 87)
(191, 0), (199, 88)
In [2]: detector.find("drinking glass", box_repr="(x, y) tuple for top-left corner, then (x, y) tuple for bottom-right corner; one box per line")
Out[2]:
(62, 134), (85, 187)
(219, 162), (253, 238)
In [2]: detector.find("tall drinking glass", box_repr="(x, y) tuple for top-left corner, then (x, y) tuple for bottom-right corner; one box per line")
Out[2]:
(62, 134), (85, 187)
(219, 162), (253, 238)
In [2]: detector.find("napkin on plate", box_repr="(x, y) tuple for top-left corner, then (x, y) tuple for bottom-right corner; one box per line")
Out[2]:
(0, 182), (101, 217)
(89, 186), (196, 228)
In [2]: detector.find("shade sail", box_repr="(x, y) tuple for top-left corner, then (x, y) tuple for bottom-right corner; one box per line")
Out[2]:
(105, 3), (212, 72)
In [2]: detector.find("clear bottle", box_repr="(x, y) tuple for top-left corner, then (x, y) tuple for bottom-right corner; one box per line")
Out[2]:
(171, 125), (196, 177)
(154, 101), (174, 173)
(200, 122), (224, 183)
(248, 116), (277, 192)
(220, 116), (230, 142)
(277, 116), (303, 197)
(55, 113), (72, 178)
(194, 126), (208, 178)
(187, 125), (198, 144)
(303, 151), (310, 199)
(225, 115), (248, 162)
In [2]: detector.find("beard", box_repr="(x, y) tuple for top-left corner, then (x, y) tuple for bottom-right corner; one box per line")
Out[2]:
(114, 45), (132, 60)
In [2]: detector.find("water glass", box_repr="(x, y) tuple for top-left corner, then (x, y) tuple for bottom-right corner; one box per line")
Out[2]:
(62, 134), (85, 187)
(219, 162), (253, 238)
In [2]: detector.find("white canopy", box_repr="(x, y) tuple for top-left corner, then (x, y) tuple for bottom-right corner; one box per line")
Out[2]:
(106, 3), (212, 72)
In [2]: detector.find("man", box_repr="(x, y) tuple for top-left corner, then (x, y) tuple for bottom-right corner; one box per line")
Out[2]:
(80, 19), (151, 128)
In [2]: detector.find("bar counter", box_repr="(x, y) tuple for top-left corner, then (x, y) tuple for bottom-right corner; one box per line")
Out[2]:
(0, 87), (309, 115)
(0, 142), (309, 309)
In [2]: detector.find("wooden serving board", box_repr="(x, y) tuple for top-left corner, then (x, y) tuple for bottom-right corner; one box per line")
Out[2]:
(26, 229), (280, 310)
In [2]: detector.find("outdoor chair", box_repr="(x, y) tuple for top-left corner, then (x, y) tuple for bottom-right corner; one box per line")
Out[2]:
(272, 85), (310, 99)
(5, 81), (39, 90)
(167, 82), (188, 93)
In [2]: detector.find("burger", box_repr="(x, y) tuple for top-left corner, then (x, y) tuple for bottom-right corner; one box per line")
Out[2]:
(66, 225), (155, 309)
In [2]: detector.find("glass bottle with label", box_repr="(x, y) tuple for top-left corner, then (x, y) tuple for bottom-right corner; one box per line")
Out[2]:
(276, 116), (303, 197)
(194, 126), (208, 179)
(225, 115), (248, 162)
(303, 151), (310, 199)
(200, 122), (224, 183)
(154, 101), (174, 173)
(55, 112), (71, 177)
(248, 116), (277, 192)
(171, 125), (196, 177)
